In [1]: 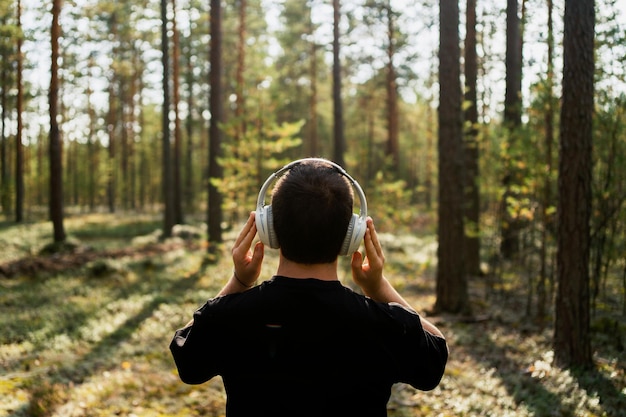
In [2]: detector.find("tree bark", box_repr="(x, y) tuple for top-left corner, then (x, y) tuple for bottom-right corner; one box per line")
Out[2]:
(308, 15), (318, 156)
(332, 0), (345, 167)
(554, 0), (594, 369)
(106, 13), (117, 214)
(15, 0), (24, 222)
(464, 0), (480, 276)
(385, 1), (399, 170)
(500, 0), (524, 259)
(435, 0), (470, 315)
(161, 0), (175, 238)
(172, 0), (183, 224)
(49, 0), (66, 243)
(0, 65), (6, 215)
(185, 30), (194, 213)
(207, 0), (223, 246)
(235, 0), (246, 145)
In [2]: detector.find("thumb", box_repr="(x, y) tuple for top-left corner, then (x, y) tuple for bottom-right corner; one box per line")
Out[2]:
(253, 241), (265, 262)
(351, 251), (363, 278)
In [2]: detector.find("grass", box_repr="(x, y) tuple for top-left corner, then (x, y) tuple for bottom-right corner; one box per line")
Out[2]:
(1, 213), (625, 417)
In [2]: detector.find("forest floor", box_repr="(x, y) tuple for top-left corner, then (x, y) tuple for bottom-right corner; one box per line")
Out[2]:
(0, 213), (624, 417)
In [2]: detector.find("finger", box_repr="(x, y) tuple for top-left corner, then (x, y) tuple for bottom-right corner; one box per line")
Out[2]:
(240, 241), (264, 283)
(234, 212), (255, 248)
(367, 218), (384, 258)
(351, 250), (362, 271)
(362, 225), (377, 260)
(363, 227), (384, 272)
(234, 213), (257, 252)
(350, 251), (365, 281)
(251, 241), (264, 264)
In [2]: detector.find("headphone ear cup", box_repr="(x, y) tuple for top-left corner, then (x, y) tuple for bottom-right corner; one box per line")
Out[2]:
(266, 206), (278, 248)
(340, 214), (366, 256)
(256, 205), (279, 249)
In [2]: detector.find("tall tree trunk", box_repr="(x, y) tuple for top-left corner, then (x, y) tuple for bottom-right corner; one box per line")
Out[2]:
(49, 0), (66, 243)
(15, 0), (24, 222)
(120, 81), (129, 208)
(332, 0), (345, 167)
(435, 0), (470, 315)
(129, 50), (140, 210)
(500, 0), (524, 259)
(233, 0), (246, 221)
(0, 66), (7, 215)
(235, 0), (246, 146)
(86, 57), (97, 211)
(172, 0), (183, 224)
(106, 14), (117, 214)
(425, 97), (434, 210)
(309, 37), (318, 157)
(185, 32), (194, 212)
(37, 128), (44, 206)
(385, 0), (399, 170)
(161, 0), (175, 238)
(554, 0), (594, 369)
(504, 0), (522, 128)
(207, 0), (223, 246)
(464, 0), (480, 276)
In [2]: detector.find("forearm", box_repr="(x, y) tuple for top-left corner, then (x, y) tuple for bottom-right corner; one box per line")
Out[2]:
(362, 276), (413, 310)
(217, 273), (254, 297)
(363, 277), (446, 340)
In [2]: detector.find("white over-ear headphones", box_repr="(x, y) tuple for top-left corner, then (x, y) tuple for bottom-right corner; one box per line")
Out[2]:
(255, 158), (368, 256)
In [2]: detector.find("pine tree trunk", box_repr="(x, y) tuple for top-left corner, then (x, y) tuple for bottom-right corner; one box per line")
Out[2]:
(385, 1), (399, 170)
(207, 0), (223, 246)
(86, 57), (97, 211)
(554, 0), (594, 369)
(309, 16), (318, 157)
(107, 14), (117, 214)
(0, 66), (7, 215)
(435, 0), (470, 315)
(332, 0), (345, 167)
(500, 0), (523, 259)
(49, 0), (66, 243)
(15, 0), (24, 222)
(464, 0), (480, 276)
(172, 0), (183, 224)
(161, 0), (175, 238)
(185, 35), (194, 212)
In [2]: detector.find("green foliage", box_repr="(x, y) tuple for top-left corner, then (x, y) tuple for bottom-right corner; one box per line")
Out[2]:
(214, 119), (304, 222)
(366, 169), (414, 232)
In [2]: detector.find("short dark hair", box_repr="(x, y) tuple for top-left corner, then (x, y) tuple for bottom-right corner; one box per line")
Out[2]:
(271, 159), (353, 264)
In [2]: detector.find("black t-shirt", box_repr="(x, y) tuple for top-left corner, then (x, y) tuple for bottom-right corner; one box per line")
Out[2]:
(170, 276), (448, 417)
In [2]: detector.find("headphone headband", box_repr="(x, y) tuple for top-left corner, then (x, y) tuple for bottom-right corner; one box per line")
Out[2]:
(255, 158), (368, 255)
(256, 158), (367, 218)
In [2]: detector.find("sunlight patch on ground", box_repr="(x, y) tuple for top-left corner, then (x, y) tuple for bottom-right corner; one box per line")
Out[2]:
(377, 232), (438, 266)
(0, 377), (29, 416)
(0, 341), (35, 376)
(78, 293), (155, 344)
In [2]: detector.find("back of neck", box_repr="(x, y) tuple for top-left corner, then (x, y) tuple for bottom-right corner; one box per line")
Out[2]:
(276, 254), (338, 281)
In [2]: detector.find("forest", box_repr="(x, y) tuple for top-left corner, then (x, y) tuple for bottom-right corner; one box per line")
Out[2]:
(1, 0), (625, 415)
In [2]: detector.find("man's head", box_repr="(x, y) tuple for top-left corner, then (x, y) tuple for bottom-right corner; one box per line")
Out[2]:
(271, 159), (354, 264)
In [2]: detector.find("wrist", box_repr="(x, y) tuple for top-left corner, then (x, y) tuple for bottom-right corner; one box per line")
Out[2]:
(233, 271), (255, 289)
(360, 276), (386, 299)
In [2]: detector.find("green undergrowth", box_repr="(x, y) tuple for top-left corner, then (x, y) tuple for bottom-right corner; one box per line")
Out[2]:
(0, 214), (624, 416)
